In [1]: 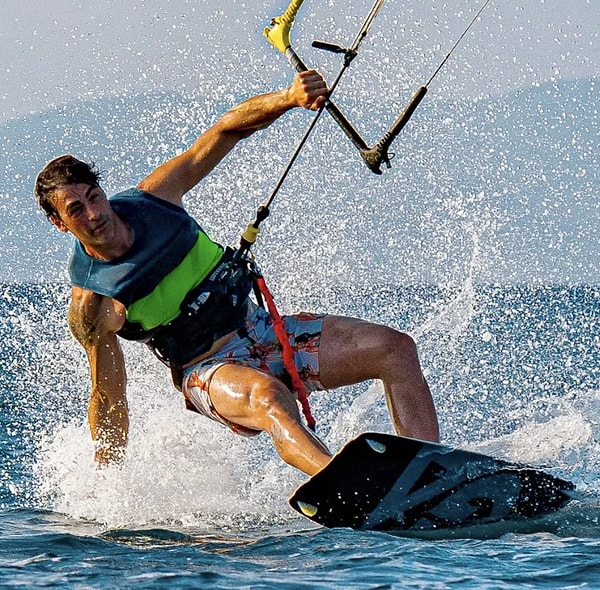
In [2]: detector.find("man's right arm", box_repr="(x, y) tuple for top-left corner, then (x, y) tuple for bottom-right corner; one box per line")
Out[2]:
(68, 287), (129, 466)
(137, 70), (328, 206)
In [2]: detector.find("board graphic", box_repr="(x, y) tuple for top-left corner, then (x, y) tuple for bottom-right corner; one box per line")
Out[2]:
(290, 432), (575, 532)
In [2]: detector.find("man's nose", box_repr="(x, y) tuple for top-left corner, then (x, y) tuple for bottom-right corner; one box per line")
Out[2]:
(87, 202), (102, 220)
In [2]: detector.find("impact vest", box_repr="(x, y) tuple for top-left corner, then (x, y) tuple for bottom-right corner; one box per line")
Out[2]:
(68, 188), (254, 369)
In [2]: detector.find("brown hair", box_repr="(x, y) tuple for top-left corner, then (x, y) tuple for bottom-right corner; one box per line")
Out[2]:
(34, 155), (103, 220)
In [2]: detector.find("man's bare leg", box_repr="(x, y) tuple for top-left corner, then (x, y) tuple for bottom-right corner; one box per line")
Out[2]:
(318, 316), (439, 442)
(205, 364), (332, 475)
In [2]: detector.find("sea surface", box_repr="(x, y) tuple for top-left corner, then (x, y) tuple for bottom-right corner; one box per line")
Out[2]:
(1, 282), (600, 589)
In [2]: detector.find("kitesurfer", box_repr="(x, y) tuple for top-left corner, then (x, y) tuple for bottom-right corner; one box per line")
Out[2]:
(34, 71), (439, 475)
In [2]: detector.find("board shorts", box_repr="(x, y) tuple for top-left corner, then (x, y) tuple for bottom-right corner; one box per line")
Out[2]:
(182, 304), (326, 436)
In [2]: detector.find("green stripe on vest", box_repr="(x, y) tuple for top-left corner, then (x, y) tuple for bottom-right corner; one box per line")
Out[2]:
(126, 233), (223, 331)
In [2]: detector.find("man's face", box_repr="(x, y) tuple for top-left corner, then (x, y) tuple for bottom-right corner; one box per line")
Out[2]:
(50, 183), (117, 248)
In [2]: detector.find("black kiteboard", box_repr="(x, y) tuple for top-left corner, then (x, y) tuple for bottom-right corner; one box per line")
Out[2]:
(289, 432), (575, 532)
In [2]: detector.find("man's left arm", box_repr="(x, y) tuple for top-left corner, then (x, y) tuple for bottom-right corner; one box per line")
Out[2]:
(69, 288), (129, 466)
(137, 70), (327, 205)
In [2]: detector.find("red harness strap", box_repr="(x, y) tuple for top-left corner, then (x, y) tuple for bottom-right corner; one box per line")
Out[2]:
(254, 275), (317, 431)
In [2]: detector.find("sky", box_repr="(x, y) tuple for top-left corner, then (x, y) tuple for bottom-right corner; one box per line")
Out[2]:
(1, 0), (597, 123)
(0, 0), (598, 285)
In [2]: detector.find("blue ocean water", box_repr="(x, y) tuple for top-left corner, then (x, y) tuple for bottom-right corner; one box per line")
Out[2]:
(2, 283), (600, 589)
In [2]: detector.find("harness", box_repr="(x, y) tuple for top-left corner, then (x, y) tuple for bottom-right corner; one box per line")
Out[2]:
(147, 247), (256, 386)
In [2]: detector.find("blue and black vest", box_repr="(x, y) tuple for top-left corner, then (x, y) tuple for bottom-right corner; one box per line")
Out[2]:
(69, 188), (254, 369)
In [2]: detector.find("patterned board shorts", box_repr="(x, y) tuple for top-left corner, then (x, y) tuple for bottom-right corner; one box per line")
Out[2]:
(182, 305), (326, 435)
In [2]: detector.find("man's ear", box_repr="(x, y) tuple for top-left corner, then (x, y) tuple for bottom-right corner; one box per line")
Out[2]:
(49, 215), (69, 233)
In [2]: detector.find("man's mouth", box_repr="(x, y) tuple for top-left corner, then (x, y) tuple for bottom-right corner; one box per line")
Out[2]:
(91, 219), (108, 234)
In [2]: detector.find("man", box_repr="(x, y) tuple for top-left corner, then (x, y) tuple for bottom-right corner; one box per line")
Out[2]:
(34, 70), (439, 476)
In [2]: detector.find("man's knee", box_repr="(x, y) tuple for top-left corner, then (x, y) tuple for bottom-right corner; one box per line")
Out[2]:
(248, 378), (301, 422)
(372, 325), (419, 359)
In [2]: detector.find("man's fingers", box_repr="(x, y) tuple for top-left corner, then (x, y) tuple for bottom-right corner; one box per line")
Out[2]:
(294, 70), (329, 109)
(309, 95), (327, 111)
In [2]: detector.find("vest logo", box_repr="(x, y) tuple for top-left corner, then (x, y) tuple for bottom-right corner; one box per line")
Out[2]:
(188, 291), (211, 312)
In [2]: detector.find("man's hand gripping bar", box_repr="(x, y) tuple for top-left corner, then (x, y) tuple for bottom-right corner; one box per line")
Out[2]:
(264, 0), (427, 175)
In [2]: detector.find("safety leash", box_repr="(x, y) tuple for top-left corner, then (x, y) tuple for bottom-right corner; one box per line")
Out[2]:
(235, 229), (316, 430)
(253, 269), (317, 431)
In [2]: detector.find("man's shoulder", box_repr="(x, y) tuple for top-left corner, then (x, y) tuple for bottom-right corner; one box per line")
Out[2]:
(110, 187), (187, 213)
(68, 286), (125, 340)
(70, 285), (113, 313)
(109, 187), (145, 204)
